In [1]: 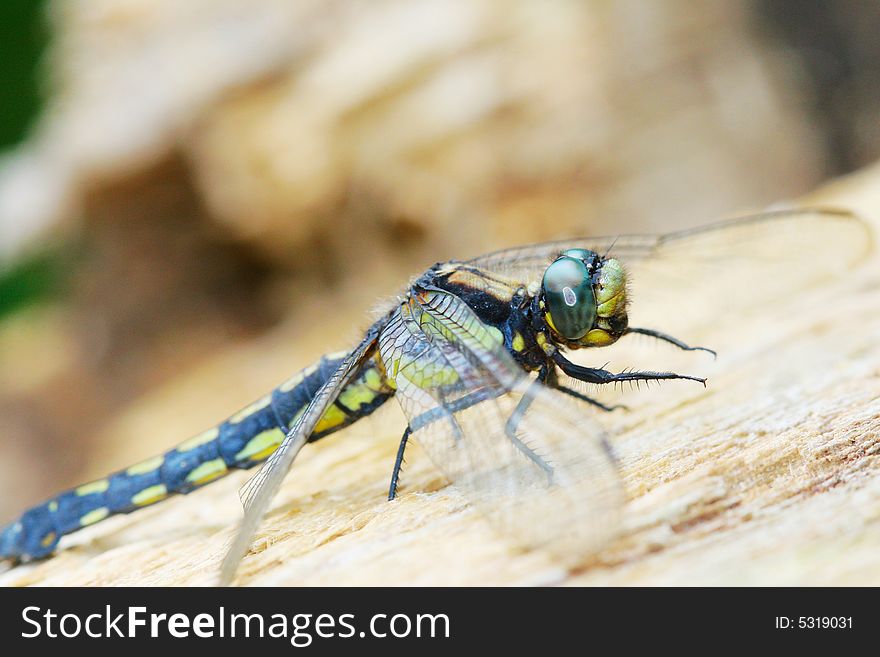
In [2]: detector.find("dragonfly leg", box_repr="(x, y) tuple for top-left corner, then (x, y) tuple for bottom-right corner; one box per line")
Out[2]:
(554, 385), (628, 412)
(543, 364), (627, 412)
(552, 352), (706, 387)
(624, 327), (716, 358)
(539, 366), (621, 463)
(503, 369), (555, 483)
(387, 426), (412, 501)
(409, 387), (501, 432)
(387, 398), (478, 501)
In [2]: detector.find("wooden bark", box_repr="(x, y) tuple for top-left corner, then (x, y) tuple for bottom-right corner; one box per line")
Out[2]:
(3, 164), (880, 586)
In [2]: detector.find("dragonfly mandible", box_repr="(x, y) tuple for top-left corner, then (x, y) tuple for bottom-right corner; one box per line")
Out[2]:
(0, 208), (871, 584)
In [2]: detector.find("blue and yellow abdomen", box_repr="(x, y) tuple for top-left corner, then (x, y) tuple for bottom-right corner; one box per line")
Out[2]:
(0, 351), (394, 562)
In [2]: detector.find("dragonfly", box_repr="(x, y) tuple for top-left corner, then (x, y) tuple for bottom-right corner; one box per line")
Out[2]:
(0, 208), (871, 584)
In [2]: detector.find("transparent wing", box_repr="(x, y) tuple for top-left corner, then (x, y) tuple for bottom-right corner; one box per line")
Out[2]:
(464, 230), (653, 279)
(466, 207), (869, 280)
(379, 288), (623, 561)
(219, 324), (383, 585)
(467, 207), (873, 348)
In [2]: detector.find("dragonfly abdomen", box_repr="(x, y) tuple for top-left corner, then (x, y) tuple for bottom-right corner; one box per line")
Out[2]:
(0, 352), (394, 563)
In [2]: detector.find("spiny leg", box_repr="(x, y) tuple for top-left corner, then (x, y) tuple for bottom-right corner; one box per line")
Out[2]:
(542, 365), (627, 412)
(393, 386), (506, 501)
(555, 384), (628, 412)
(624, 327), (716, 358)
(552, 351), (707, 387)
(503, 367), (555, 483)
(538, 365), (623, 465)
(409, 386), (502, 432)
(388, 379), (554, 498)
(387, 395), (474, 501)
(387, 426), (412, 501)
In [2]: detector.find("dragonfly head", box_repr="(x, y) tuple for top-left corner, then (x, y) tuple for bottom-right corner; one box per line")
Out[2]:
(541, 249), (629, 348)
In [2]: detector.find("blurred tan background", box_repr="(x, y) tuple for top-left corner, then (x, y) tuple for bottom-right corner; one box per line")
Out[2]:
(1, 0), (880, 524)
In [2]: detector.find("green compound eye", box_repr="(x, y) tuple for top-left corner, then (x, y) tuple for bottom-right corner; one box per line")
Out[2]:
(542, 256), (597, 340)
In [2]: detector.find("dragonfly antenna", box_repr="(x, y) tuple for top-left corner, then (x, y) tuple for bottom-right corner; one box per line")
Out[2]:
(602, 236), (620, 259)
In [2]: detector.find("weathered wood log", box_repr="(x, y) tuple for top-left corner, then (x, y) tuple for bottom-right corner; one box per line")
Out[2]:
(3, 164), (880, 586)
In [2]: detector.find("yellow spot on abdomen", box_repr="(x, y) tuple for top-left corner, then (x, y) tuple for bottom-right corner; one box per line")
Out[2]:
(177, 427), (219, 452)
(40, 532), (57, 548)
(512, 332), (525, 352)
(48, 501), (58, 512)
(280, 363), (320, 392)
(229, 396), (272, 424)
(314, 404), (348, 434)
(126, 455), (164, 476)
(132, 484), (168, 506)
(234, 429), (285, 463)
(337, 382), (379, 412)
(80, 508), (110, 526)
(185, 459), (228, 486)
(363, 367), (388, 392)
(76, 480), (109, 496)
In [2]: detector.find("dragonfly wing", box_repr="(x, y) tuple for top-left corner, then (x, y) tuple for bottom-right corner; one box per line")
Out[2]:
(220, 322), (383, 585)
(464, 233), (654, 281)
(614, 208), (873, 344)
(379, 287), (623, 560)
(467, 208), (870, 284)
(467, 208), (872, 346)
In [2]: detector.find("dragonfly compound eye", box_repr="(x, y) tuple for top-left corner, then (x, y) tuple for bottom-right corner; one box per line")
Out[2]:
(542, 256), (597, 340)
